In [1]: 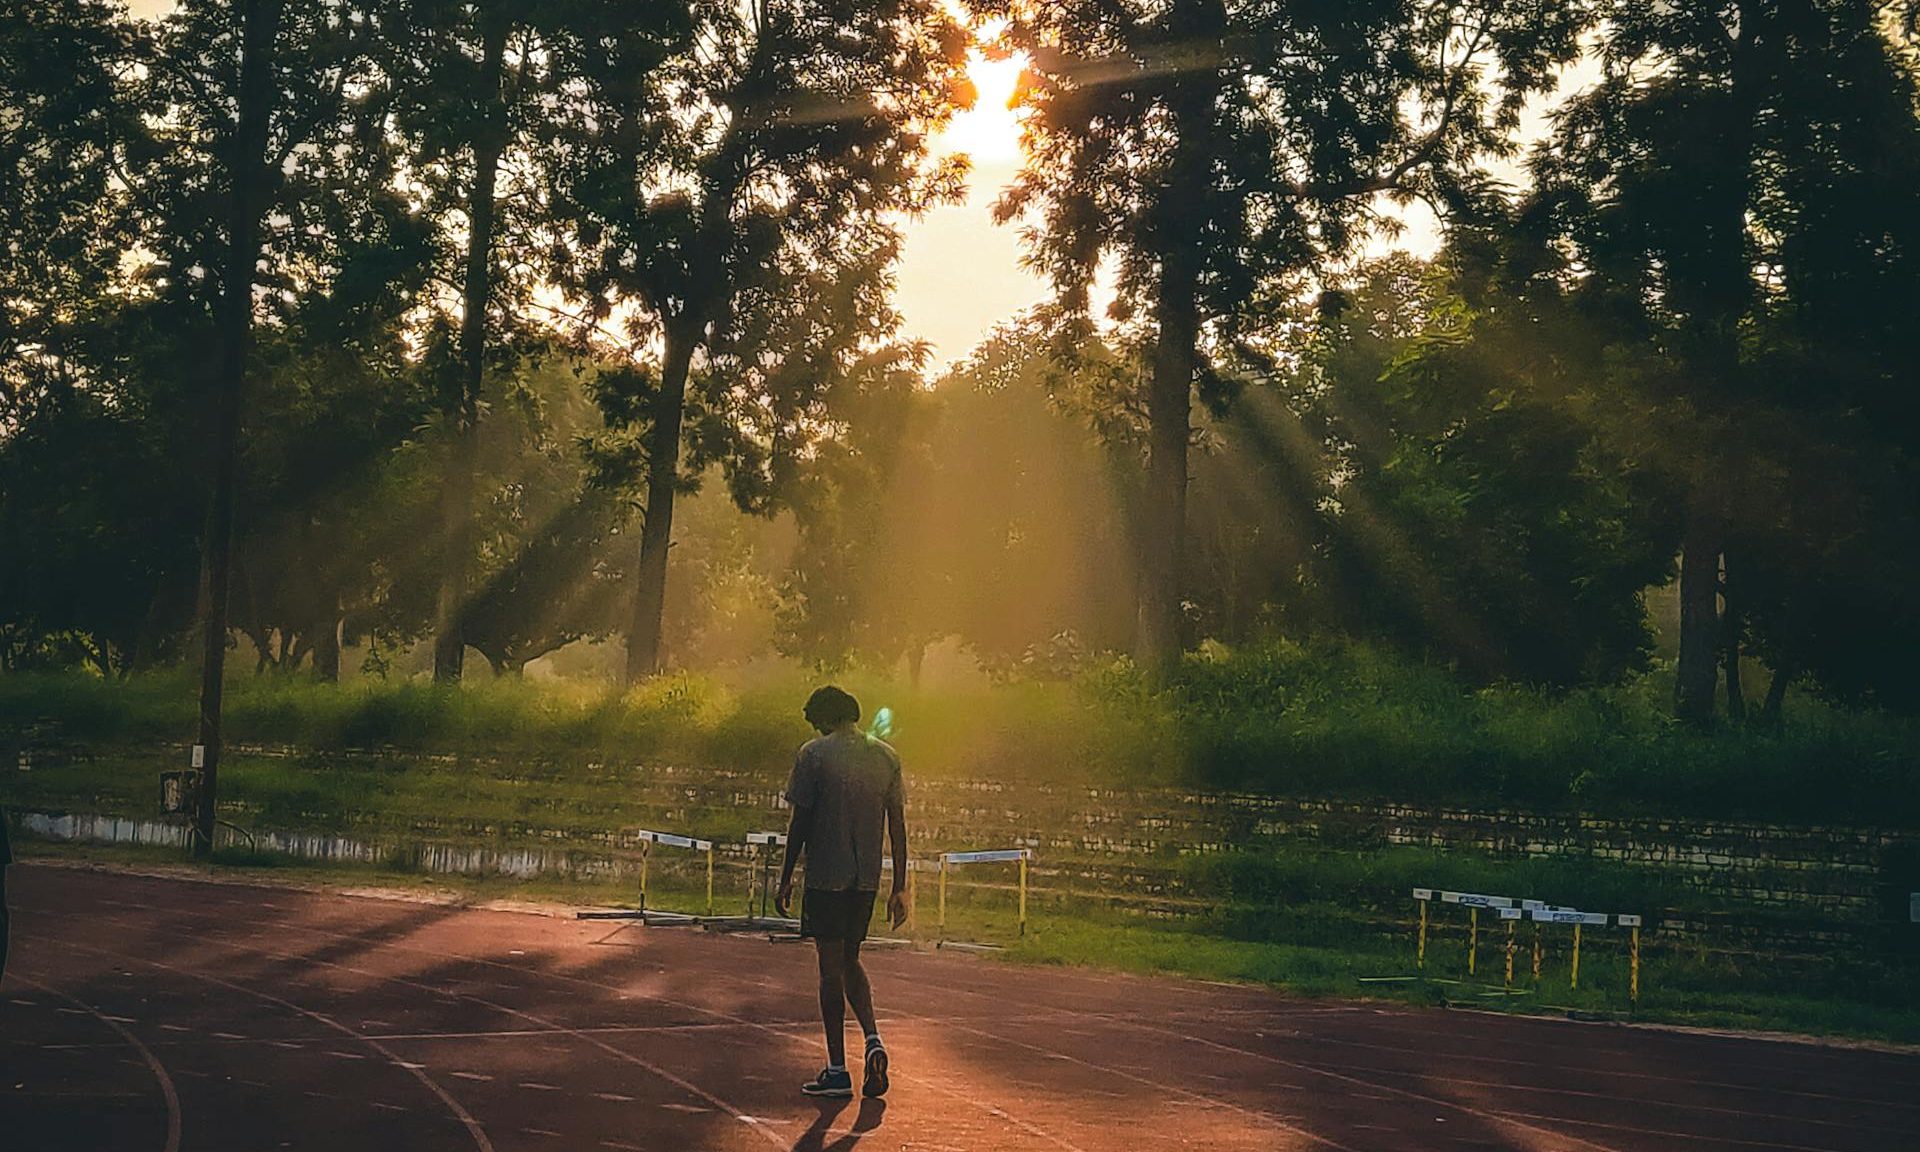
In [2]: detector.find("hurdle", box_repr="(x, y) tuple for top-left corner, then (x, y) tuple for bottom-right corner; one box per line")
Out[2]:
(1524, 902), (1612, 991)
(1619, 914), (1643, 1003)
(937, 847), (1032, 951)
(1413, 889), (1519, 979)
(702, 831), (800, 934)
(1415, 888), (1644, 1000)
(576, 829), (716, 926)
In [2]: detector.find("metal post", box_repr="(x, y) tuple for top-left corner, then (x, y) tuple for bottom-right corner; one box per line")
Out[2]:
(1505, 919), (1516, 988)
(906, 859), (916, 933)
(1417, 899), (1428, 970)
(1532, 922), (1542, 982)
(937, 856), (947, 942)
(706, 843), (715, 917)
(760, 843), (774, 919)
(1571, 923), (1583, 990)
(1018, 854), (1028, 938)
(639, 841), (650, 914)
(1468, 907), (1479, 976)
(1630, 925), (1641, 1003)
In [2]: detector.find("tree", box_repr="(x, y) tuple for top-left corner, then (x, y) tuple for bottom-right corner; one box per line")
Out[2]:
(0, 1), (179, 675)
(365, 0), (567, 682)
(1530, 0), (1920, 719)
(985, 0), (1584, 677)
(1282, 254), (1675, 685)
(547, 0), (967, 682)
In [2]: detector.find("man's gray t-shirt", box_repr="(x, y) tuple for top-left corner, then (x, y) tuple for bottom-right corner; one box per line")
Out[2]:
(785, 730), (902, 892)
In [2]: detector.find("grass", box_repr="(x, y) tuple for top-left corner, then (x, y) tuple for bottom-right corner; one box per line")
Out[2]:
(15, 836), (1920, 1046)
(5, 640), (1916, 823)
(5, 646), (1917, 1044)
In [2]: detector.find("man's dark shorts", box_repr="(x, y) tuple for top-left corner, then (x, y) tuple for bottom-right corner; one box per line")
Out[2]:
(801, 888), (877, 943)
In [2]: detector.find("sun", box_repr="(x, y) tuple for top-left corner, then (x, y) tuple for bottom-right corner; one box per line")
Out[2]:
(940, 48), (1028, 164)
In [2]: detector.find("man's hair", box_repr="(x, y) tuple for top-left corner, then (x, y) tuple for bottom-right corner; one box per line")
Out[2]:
(803, 685), (861, 732)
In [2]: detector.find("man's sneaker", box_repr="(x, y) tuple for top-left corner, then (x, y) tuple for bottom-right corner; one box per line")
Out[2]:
(802, 1067), (853, 1098)
(863, 1039), (890, 1098)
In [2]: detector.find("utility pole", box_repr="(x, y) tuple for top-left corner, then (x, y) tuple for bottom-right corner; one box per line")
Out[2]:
(194, 0), (283, 858)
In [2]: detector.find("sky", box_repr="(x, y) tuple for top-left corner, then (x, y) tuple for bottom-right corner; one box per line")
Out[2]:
(122, 2), (1510, 368)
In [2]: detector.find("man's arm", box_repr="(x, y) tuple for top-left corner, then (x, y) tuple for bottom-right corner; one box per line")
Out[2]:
(886, 787), (909, 927)
(774, 803), (810, 919)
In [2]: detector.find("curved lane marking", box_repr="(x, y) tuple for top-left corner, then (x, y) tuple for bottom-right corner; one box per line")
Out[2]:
(39, 894), (1084, 1152)
(22, 933), (494, 1152)
(14, 971), (183, 1152)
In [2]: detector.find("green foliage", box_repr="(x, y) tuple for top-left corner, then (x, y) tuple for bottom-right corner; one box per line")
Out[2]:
(5, 644), (1916, 824)
(1280, 255), (1679, 685)
(1528, 0), (1920, 716)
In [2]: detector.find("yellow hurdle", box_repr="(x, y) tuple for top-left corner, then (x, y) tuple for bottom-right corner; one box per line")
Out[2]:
(1620, 914), (1644, 1004)
(1504, 917), (1516, 988)
(936, 848), (1033, 950)
(1417, 897), (1429, 970)
(1018, 854), (1029, 938)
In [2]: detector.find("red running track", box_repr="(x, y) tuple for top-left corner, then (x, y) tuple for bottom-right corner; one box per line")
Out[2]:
(2, 864), (1916, 1151)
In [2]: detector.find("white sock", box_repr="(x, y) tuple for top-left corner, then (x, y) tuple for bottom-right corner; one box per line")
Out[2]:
(826, 1063), (846, 1074)
(865, 1033), (883, 1050)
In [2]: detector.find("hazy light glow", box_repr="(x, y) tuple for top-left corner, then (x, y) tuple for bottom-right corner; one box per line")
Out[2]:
(936, 49), (1027, 163)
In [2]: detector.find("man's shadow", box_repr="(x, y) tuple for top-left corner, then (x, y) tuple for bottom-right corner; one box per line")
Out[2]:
(791, 1096), (887, 1151)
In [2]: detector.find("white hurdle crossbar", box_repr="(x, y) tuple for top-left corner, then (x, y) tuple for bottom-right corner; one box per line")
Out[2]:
(1416, 888), (1641, 997)
(576, 828), (716, 925)
(938, 848), (1033, 947)
(703, 831), (800, 933)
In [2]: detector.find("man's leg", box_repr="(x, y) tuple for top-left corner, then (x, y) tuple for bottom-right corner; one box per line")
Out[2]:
(842, 940), (877, 1039)
(844, 939), (889, 1096)
(815, 938), (848, 1069)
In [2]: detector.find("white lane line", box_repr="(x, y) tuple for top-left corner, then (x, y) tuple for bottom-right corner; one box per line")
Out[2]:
(14, 972), (183, 1152)
(30, 935), (495, 1152)
(36, 916), (785, 1151)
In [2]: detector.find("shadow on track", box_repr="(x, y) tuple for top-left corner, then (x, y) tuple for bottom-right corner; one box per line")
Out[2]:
(792, 1096), (886, 1152)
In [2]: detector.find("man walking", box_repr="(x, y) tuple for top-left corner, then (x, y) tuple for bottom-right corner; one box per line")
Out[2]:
(775, 686), (909, 1099)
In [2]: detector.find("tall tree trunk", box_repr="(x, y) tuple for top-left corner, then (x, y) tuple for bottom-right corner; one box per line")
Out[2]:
(1136, 253), (1197, 680)
(1762, 659), (1793, 726)
(1134, 66), (1212, 681)
(1675, 11), (1758, 726)
(194, 0), (283, 858)
(625, 333), (694, 683)
(433, 12), (510, 684)
(312, 611), (341, 682)
(1722, 552), (1746, 722)
(1674, 506), (1723, 725)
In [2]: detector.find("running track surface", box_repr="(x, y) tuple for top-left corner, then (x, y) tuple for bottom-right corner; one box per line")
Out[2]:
(4, 865), (1917, 1152)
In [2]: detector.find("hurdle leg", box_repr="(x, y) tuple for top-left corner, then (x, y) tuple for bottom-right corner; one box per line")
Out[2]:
(1631, 925), (1641, 1004)
(760, 844), (774, 919)
(1417, 900), (1428, 971)
(1018, 855), (1028, 938)
(1532, 922), (1542, 983)
(640, 842), (651, 915)
(1571, 923), (1583, 990)
(906, 860), (916, 933)
(1468, 908), (1478, 977)
(938, 857), (947, 943)
(706, 843), (715, 918)
(1504, 919), (1515, 988)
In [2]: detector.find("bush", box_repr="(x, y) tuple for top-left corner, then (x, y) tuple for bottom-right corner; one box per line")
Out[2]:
(2, 639), (1916, 825)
